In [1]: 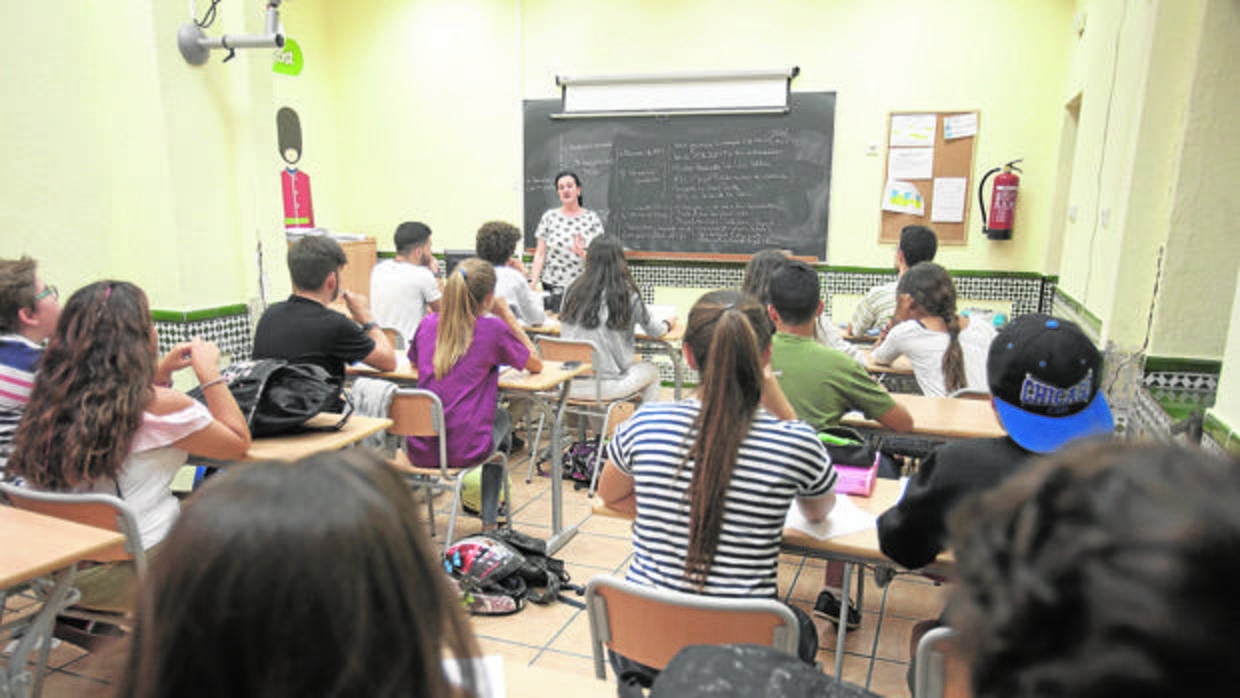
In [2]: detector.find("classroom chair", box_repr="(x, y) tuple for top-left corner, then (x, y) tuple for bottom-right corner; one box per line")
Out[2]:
(0, 482), (147, 696)
(585, 574), (800, 681)
(914, 625), (971, 698)
(525, 336), (643, 483)
(384, 388), (510, 549)
(381, 326), (406, 351)
(586, 400), (637, 497)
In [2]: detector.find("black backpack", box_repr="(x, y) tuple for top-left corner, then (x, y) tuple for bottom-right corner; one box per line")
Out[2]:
(188, 358), (350, 437)
(650, 644), (882, 698)
(444, 529), (584, 616)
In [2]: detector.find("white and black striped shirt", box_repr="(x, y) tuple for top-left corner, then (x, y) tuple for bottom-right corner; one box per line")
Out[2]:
(607, 399), (836, 598)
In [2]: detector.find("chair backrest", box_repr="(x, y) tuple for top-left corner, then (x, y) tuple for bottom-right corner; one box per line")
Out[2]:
(387, 388), (449, 473)
(536, 335), (596, 364)
(914, 626), (971, 698)
(585, 575), (800, 680)
(0, 481), (147, 576)
(381, 327), (406, 351)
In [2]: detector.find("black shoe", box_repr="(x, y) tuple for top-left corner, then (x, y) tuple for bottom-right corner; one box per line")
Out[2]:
(813, 590), (861, 629)
(509, 434), (526, 453)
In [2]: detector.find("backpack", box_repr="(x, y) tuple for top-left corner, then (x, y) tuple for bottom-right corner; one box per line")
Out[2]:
(561, 437), (600, 489)
(187, 358), (350, 437)
(443, 530), (584, 616)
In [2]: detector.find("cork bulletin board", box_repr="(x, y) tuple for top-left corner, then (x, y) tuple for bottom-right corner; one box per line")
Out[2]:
(879, 111), (979, 245)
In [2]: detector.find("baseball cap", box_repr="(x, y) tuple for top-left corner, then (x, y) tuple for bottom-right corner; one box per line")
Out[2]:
(987, 314), (1114, 453)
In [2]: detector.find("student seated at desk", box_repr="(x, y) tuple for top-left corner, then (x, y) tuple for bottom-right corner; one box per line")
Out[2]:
(406, 257), (541, 530)
(7, 281), (250, 612)
(742, 248), (862, 363)
(870, 262), (995, 396)
(597, 290), (836, 686)
(767, 259), (913, 630)
(0, 256), (61, 474)
(850, 224), (938, 336)
(946, 441), (1240, 698)
(476, 220), (545, 326)
(559, 236), (673, 405)
(877, 314), (1114, 691)
(115, 451), (482, 698)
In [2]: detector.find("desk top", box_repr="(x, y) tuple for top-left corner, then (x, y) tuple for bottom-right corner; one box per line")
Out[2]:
(860, 349), (914, 376)
(841, 328), (880, 344)
(242, 414), (392, 462)
(524, 314), (685, 343)
(0, 507), (126, 588)
(590, 478), (951, 574)
(349, 359), (591, 392)
(843, 393), (1005, 440)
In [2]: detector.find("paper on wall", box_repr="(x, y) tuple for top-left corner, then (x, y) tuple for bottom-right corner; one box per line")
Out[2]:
(882, 179), (925, 216)
(943, 113), (978, 140)
(783, 493), (876, 540)
(887, 147), (934, 180)
(931, 177), (967, 223)
(890, 113), (936, 146)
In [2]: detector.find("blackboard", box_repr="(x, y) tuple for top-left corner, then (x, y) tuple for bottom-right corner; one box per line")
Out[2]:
(523, 93), (835, 259)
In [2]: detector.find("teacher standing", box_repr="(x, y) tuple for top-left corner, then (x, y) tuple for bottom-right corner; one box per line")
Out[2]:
(528, 170), (604, 301)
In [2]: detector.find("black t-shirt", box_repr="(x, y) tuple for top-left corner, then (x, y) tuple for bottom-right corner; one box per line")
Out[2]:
(252, 295), (375, 386)
(877, 436), (1033, 570)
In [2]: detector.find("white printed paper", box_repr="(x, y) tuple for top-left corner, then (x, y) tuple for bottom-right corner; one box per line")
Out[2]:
(931, 177), (967, 223)
(887, 147), (934, 180)
(783, 493), (876, 540)
(882, 179), (925, 216)
(890, 113), (936, 146)
(943, 113), (978, 140)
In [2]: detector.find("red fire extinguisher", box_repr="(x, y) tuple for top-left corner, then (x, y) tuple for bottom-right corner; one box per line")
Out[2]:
(978, 159), (1022, 240)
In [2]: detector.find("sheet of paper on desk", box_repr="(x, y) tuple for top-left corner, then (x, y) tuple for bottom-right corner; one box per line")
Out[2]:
(443, 655), (504, 698)
(784, 493), (875, 540)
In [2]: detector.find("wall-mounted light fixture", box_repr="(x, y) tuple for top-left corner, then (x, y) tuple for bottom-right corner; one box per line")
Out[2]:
(178, 0), (285, 66)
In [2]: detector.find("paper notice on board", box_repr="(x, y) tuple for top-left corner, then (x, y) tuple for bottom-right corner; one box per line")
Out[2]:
(890, 113), (936, 146)
(882, 179), (925, 216)
(943, 113), (978, 140)
(931, 177), (967, 222)
(887, 147), (934, 180)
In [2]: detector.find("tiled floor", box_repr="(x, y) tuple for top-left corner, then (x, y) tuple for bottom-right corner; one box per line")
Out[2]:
(4, 420), (948, 697)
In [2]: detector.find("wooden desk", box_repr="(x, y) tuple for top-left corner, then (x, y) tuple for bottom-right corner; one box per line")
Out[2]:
(1, 507), (125, 697)
(347, 360), (592, 553)
(524, 314), (688, 399)
(841, 328), (880, 344)
(241, 414), (392, 462)
(843, 393), (1005, 441)
(860, 348), (914, 376)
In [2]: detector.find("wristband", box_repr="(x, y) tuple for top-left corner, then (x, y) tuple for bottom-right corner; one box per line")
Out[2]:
(361, 321), (380, 332)
(199, 376), (228, 390)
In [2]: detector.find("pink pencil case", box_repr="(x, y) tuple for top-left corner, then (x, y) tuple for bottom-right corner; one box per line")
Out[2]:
(833, 453), (879, 497)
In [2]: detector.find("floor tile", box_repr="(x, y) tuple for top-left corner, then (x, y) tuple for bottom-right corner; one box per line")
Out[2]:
(530, 647), (599, 679)
(545, 609), (593, 656)
(470, 598), (579, 647)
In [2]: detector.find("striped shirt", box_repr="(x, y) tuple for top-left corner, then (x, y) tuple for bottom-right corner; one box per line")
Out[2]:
(606, 399), (836, 598)
(851, 280), (897, 334)
(0, 335), (43, 473)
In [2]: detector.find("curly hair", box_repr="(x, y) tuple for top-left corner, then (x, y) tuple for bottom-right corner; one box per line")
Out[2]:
(475, 221), (521, 266)
(8, 281), (156, 489)
(946, 440), (1240, 698)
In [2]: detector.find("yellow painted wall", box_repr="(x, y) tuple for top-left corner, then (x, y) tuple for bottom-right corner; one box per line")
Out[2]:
(1210, 268), (1240, 432)
(1148, 0), (1240, 359)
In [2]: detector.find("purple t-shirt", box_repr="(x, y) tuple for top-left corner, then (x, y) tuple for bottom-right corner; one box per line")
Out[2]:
(406, 314), (530, 467)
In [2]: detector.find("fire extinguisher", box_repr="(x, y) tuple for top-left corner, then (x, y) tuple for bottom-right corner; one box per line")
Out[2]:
(978, 159), (1022, 240)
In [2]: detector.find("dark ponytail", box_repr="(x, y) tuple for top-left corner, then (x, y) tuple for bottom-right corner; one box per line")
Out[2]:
(680, 290), (771, 588)
(898, 263), (965, 393)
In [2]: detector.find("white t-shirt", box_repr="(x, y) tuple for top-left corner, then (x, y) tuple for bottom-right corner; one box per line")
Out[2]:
(871, 317), (997, 396)
(370, 259), (442, 342)
(494, 265), (545, 325)
(75, 401), (213, 549)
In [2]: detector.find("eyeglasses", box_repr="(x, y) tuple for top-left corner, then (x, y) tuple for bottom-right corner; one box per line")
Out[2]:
(34, 285), (58, 302)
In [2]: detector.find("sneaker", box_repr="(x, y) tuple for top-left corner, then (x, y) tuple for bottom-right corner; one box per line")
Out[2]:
(813, 590), (861, 629)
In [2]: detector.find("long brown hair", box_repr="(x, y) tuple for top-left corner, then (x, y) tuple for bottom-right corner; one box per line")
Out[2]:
(9, 281), (155, 489)
(899, 262), (965, 393)
(560, 236), (640, 330)
(433, 257), (495, 379)
(680, 289), (771, 588)
(115, 450), (481, 698)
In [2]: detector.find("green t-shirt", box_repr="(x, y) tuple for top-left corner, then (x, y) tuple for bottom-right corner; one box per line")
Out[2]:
(771, 332), (896, 431)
